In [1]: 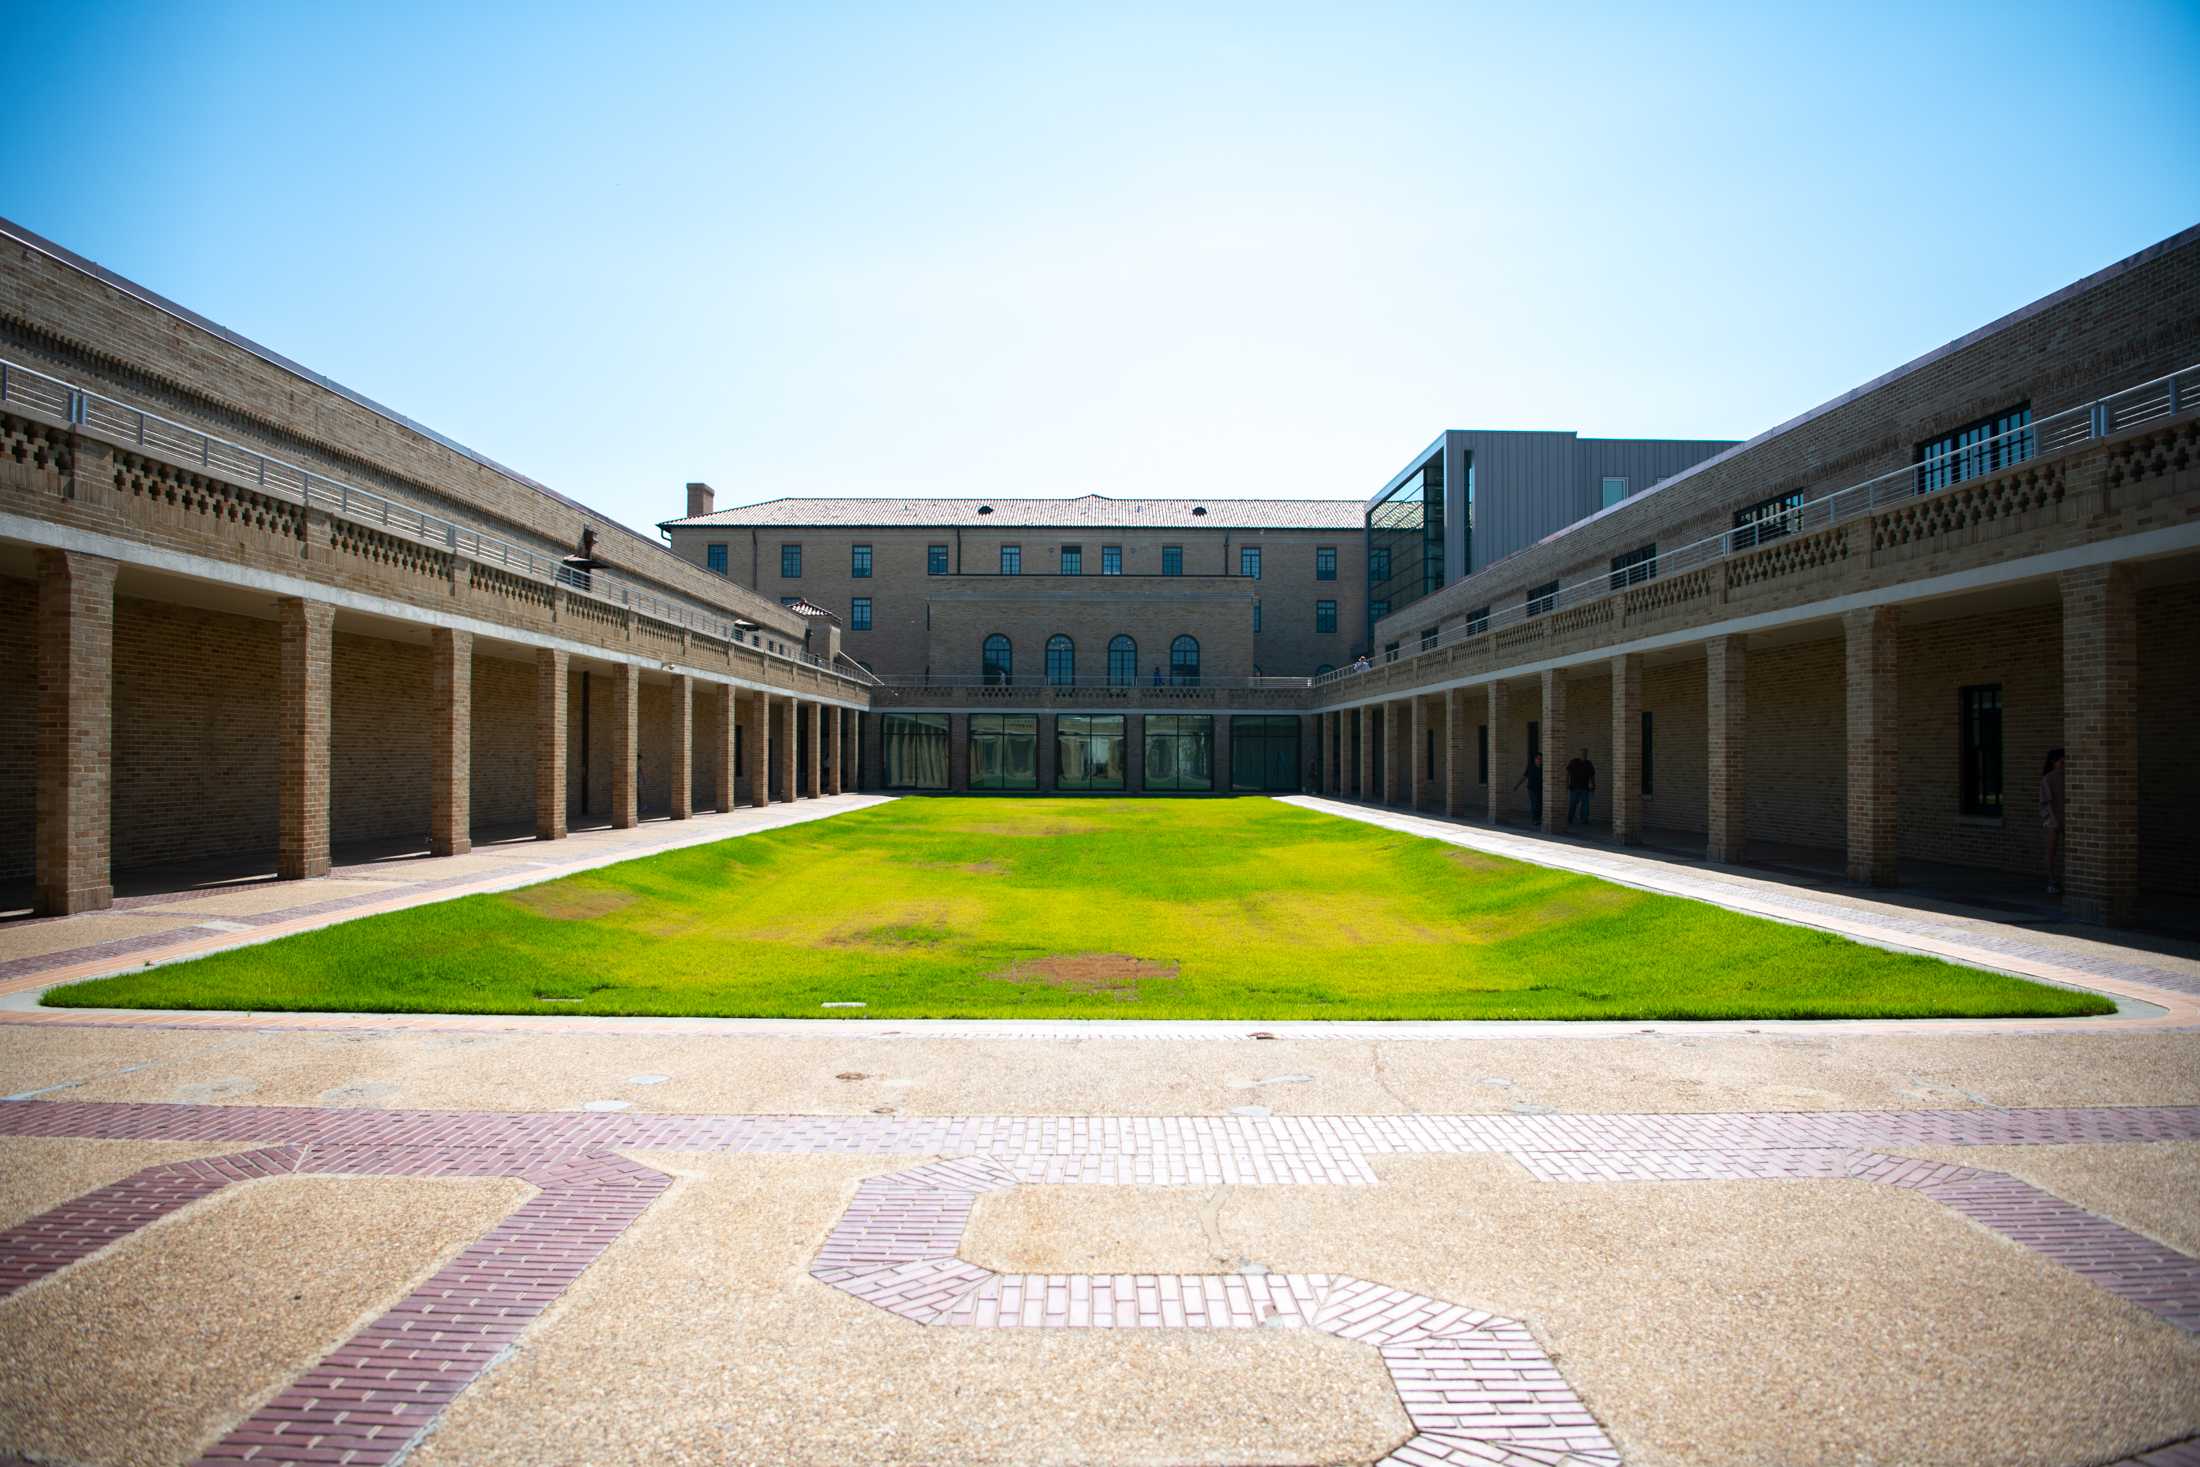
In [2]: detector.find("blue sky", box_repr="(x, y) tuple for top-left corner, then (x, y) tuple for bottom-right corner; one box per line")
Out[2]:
(4, 2), (2197, 538)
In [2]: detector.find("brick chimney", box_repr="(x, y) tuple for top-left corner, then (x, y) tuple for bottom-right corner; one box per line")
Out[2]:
(685, 481), (715, 519)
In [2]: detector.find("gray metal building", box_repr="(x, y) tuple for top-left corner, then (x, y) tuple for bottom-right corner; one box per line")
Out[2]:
(1365, 429), (1736, 629)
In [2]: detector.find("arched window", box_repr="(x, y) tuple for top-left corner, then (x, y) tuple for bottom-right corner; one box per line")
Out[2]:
(1107, 634), (1137, 687)
(1314, 663), (1334, 677)
(1170, 635), (1201, 686)
(982, 634), (1013, 685)
(1045, 635), (1075, 687)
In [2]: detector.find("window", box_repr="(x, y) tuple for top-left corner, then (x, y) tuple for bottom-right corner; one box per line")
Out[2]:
(1107, 634), (1137, 686)
(1316, 600), (1338, 633)
(1045, 634), (1075, 686)
(880, 714), (949, 790)
(1102, 545), (1122, 575)
(1169, 634), (1201, 686)
(1230, 715), (1302, 791)
(928, 544), (949, 576)
(780, 596), (799, 607)
(1733, 490), (1807, 548)
(1000, 545), (1021, 576)
(1477, 725), (1488, 784)
(1959, 684), (2004, 816)
(705, 543), (728, 575)
(1918, 405), (2033, 495)
(1162, 545), (1183, 576)
(1370, 598), (1390, 620)
(851, 544), (872, 578)
(1252, 603), (1262, 633)
(1316, 546), (1337, 581)
(1060, 545), (1082, 575)
(850, 597), (872, 631)
(1144, 714), (1215, 791)
(1240, 546), (1261, 579)
(1057, 714), (1127, 790)
(970, 714), (1039, 791)
(981, 634), (1013, 685)
(1384, 640), (1400, 663)
(1610, 544), (1658, 589)
(780, 544), (801, 578)
(1315, 663), (1333, 676)
(1370, 547), (1392, 581)
(1641, 711), (1654, 796)
(1526, 580), (1559, 615)
(1419, 625), (1439, 652)
(1465, 605), (1490, 635)
(1601, 476), (1628, 509)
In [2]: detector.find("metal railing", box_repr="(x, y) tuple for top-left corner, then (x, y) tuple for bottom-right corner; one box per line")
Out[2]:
(1314, 360), (2197, 691)
(0, 356), (856, 681)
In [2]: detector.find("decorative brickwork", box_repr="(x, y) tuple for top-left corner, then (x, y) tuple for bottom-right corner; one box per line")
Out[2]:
(276, 597), (333, 882)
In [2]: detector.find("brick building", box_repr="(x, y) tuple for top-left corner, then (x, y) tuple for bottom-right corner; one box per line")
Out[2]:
(3, 213), (2195, 930)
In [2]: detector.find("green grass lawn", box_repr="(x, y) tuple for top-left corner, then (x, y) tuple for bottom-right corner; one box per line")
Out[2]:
(46, 798), (2112, 1021)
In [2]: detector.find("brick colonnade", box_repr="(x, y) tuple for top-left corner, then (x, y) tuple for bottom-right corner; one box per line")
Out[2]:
(21, 572), (855, 913)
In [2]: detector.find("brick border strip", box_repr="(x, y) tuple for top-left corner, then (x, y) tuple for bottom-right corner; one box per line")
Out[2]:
(0, 1140), (670, 1467)
(811, 1160), (1621, 1467)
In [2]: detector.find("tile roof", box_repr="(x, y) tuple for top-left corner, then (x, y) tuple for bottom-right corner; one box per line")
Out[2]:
(661, 493), (1365, 531)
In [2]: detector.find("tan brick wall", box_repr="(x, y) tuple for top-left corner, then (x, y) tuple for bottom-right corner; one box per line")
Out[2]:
(925, 585), (1256, 686)
(112, 598), (280, 872)
(469, 654), (536, 831)
(2138, 579), (2200, 897)
(1745, 638), (1847, 851)
(331, 633), (431, 846)
(0, 576), (38, 882)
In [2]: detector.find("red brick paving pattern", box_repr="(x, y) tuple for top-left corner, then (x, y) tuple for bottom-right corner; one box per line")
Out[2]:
(2, 1099), (2198, 1464)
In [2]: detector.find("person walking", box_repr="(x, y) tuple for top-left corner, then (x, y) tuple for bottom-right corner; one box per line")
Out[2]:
(1513, 751), (1544, 826)
(1566, 747), (1596, 828)
(2040, 747), (2066, 896)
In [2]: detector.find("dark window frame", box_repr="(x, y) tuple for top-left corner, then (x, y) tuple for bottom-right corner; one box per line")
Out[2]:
(927, 544), (949, 576)
(1733, 490), (1807, 548)
(1056, 714), (1127, 791)
(1101, 545), (1123, 575)
(779, 543), (802, 578)
(1918, 404), (2034, 495)
(1161, 545), (1184, 577)
(1169, 634), (1201, 686)
(1240, 546), (1261, 579)
(1609, 543), (1658, 590)
(981, 633), (1013, 685)
(1060, 544), (1082, 575)
(1315, 546), (1337, 581)
(705, 542), (728, 575)
(850, 596), (872, 631)
(1045, 634), (1075, 687)
(1315, 599), (1338, 634)
(851, 543), (873, 578)
(1107, 634), (1137, 686)
(999, 544), (1021, 576)
(1465, 605), (1490, 635)
(969, 713), (1040, 791)
(1526, 580), (1559, 616)
(1959, 684), (2004, 817)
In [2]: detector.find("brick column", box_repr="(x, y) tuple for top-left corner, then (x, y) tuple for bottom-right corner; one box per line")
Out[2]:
(1124, 713), (1144, 792)
(844, 708), (861, 793)
(534, 649), (568, 840)
(778, 697), (800, 800)
(1540, 670), (1568, 835)
(1844, 607), (1898, 887)
(1486, 681), (1510, 825)
(743, 693), (772, 807)
(1346, 703), (1364, 796)
(949, 713), (971, 792)
(428, 629), (473, 857)
(1403, 697), (1425, 810)
(802, 701), (823, 798)
(610, 663), (639, 828)
(1445, 688), (1471, 818)
(1706, 636), (1746, 863)
(2061, 566), (2138, 924)
(276, 595), (333, 884)
(668, 674), (694, 819)
(714, 686), (739, 813)
(1610, 653), (1644, 846)
(828, 706), (845, 795)
(1377, 702), (1399, 805)
(35, 550), (117, 913)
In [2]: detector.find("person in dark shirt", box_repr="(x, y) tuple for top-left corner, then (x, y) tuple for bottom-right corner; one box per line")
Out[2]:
(1565, 748), (1596, 827)
(1513, 751), (1544, 826)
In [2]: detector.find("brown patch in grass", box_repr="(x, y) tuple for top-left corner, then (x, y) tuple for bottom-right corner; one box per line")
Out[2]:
(961, 821), (1100, 838)
(1444, 848), (1511, 875)
(912, 858), (1007, 874)
(507, 885), (635, 921)
(992, 953), (1178, 1000)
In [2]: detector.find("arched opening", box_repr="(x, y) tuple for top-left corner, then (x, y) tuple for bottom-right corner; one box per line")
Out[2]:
(1170, 634), (1201, 686)
(982, 634), (1013, 685)
(1107, 634), (1137, 687)
(1045, 634), (1075, 687)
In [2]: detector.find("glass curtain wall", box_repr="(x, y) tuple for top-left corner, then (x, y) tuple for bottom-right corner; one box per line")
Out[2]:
(880, 714), (949, 789)
(1367, 451), (1445, 631)
(1229, 716), (1302, 791)
(1056, 714), (1127, 790)
(1143, 714), (1215, 791)
(970, 713), (1040, 790)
